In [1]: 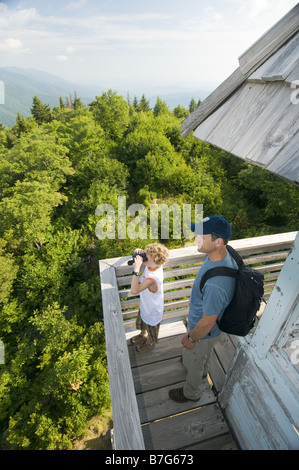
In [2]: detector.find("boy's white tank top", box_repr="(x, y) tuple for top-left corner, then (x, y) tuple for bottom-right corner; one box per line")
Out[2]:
(139, 266), (164, 326)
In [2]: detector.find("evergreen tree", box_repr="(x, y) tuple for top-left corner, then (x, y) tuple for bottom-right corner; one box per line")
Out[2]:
(189, 97), (197, 113)
(132, 96), (139, 111)
(139, 94), (150, 112)
(59, 97), (65, 109)
(153, 97), (168, 116)
(73, 91), (83, 110)
(15, 113), (27, 136)
(31, 96), (53, 125)
(173, 104), (189, 120)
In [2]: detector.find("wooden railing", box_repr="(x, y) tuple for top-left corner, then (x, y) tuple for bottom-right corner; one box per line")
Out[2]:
(99, 231), (297, 450)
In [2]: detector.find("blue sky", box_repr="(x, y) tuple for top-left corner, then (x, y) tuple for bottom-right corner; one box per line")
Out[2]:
(0, 0), (297, 94)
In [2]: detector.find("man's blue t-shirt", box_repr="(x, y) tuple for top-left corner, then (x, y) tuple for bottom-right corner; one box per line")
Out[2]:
(188, 250), (238, 338)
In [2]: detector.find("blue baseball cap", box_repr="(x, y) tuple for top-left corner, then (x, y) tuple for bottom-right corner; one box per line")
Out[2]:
(190, 215), (232, 240)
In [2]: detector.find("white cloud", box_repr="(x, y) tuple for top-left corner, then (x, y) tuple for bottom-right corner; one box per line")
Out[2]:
(0, 0), (297, 88)
(0, 37), (29, 52)
(0, 4), (38, 27)
(56, 55), (69, 61)
(65, 0), (87, 10)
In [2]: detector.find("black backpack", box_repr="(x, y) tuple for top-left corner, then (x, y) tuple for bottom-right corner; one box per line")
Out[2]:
(200, 245), (264, 336)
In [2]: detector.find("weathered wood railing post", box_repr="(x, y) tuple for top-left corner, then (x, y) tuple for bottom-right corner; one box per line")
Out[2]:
(99, 261), (145, 450)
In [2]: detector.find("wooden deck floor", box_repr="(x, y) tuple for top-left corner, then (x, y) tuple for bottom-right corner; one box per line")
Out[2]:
(126, 322), (239, 450)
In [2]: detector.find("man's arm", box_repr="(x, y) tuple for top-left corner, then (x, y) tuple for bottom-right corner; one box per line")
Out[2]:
(181, 313), (218, 349)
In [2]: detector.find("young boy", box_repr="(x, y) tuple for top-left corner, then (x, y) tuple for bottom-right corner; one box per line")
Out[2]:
(130, 243), (169, 353)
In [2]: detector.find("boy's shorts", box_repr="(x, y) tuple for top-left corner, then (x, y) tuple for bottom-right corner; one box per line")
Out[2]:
(136, 310), (160, 344)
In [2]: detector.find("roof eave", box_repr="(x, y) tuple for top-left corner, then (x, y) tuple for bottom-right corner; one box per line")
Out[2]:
(181, 3), (299, 139)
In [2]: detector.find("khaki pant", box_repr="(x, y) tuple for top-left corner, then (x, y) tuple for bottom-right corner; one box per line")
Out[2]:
(182, 334), (223, 400)
(136, 310), (160, 344)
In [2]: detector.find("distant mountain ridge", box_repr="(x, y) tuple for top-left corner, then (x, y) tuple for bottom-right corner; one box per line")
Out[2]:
(0, 67), (211, 127)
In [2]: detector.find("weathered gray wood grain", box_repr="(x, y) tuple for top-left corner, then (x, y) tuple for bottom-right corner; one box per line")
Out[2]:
(99, 261), (145, 449)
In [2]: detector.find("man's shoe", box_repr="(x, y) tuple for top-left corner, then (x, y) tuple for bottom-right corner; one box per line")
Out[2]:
(168, 387), (190, 403)
(169, 387), (200, 403)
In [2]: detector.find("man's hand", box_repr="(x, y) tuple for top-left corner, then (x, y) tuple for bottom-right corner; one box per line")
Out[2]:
(181, 334), (195, 350)
(182, 314), (218, 349)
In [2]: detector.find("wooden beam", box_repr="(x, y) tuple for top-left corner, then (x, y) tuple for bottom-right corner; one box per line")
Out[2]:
(99, 261), (145, 450)
(238, 4), (299, 75)
(181, 67), (244, 138)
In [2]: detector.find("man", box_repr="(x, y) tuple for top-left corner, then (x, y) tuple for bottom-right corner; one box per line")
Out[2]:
(169, 215), (237, 403)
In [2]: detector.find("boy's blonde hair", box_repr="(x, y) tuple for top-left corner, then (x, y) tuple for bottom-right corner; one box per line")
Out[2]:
(145, 243), (169, 266)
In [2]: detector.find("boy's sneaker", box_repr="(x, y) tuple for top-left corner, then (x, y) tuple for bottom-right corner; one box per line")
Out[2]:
(135, 340), (155, 353)
(130, 333), (145, 345)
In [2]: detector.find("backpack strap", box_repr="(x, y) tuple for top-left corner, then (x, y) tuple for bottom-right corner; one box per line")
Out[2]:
(226, 245), (244, 268)
(200, 266), (238, 292)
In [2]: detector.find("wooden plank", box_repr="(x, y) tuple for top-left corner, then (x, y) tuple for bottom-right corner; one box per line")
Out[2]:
(232, 84), (290, 163)
(267, 132), (299, 184)
(196, 83), (277, 155)
(137, 378), (216, 424)
(122, 300), (189, 320)
(132, 357), (186, 394)
(238, 4), (299, 74)
(181, 67), (245, 138)
(117, 251), (288, 288)
(284, 58), (299, 85)
(213, 334), (238, 373)
(128, 334), (184, 368)
(207, 335), (238, 394)
(209, 350), (228, 394)
(142, 404), (230, 450)
(192, 84), (242, 142)
(182, 433), (238, 450)
(245, 86), (299, 166)
(229, 232), (296, 254)
(120, 263), (286, 310)
(120, 288), (192, 310)
(99, 261), (145, 450)
(117, 264), (202, 287)
(117, 267), (195, 288)
(249, 33), (299, 84)
(194, 81), (296, 169)
(243, 251), (288, 265)
(163, 264), (202, 279)
(181, 4), (299, 138)
(123, 312), (187, 330)
(221, 357), (299, 449)
(163, 299), (189, 311)
(251, 233), (299, 358)
(119, 277), (195, 299)
(102, 232), (296, 272)
(247, 47), (283, 83)
(261, 32), (299, 81)
(192, 80), (299, 184)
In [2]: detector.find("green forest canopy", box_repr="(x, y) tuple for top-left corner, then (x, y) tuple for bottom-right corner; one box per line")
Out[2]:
(0, 90), (298, 449)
